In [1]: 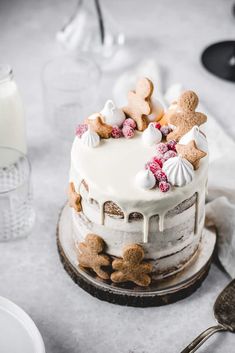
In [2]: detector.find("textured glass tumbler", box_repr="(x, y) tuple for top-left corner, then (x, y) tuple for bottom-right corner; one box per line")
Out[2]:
(0, 147), (35, 241)
(42, 56), (101, 141)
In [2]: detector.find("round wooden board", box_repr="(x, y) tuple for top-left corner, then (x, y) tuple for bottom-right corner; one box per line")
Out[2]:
(57, 204), (216, 307)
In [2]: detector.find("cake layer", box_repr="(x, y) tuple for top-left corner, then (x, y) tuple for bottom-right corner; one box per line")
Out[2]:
(72, 185), (205, 276)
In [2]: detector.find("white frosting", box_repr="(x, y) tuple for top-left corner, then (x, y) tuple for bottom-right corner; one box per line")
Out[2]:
(135, 169), (156, 190)
(70, 133), (208, 242)
(142, 123), (162, 146)
(163, 156), (194, 187)
(179, 125), (208, 153)
(100, 100), (126, 127)
(81, 126), (100, 148)
(148, 97), (164, 122)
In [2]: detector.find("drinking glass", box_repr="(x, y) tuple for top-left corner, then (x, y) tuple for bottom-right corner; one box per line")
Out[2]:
(42, 55), (101, 141)
(0, 147), (35, 241)
(56, 0), (125, 63)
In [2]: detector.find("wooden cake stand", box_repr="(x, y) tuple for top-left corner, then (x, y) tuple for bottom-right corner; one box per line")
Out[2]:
(57, 204), (216, 307)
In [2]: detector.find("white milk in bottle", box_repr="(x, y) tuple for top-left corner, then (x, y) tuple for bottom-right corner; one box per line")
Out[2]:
(0, 65), (26, 155)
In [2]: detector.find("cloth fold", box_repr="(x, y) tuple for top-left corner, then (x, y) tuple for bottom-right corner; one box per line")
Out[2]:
(112, 59), (235, 278)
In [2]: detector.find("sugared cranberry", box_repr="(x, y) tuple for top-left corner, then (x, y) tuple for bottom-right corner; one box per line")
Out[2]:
(75, 124), (88, 138)
(159, 181), (171, 192)
(155, 122), (161, 130)
(145, 161), (161, 174)
(111, 125), (123, 138)
(167, 140), (177, 151)
(123, 118), (137, 129)
(164, 150), (177, 160)
(160, 125), (172, 137)
(122, 125), (135, 139)
(155, 170), (168, 182)
(152, 156), (163, 168)
(156, 142), (168, 154)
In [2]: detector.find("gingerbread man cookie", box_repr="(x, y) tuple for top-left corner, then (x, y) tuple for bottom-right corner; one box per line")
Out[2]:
(165, 91), (207, 142)
(111, 244), (152, 287)
(78, 234), (111, 280)
(86, 114), (113, 139)
(123, 77), (154, 131)
(68, 182), (82, 212)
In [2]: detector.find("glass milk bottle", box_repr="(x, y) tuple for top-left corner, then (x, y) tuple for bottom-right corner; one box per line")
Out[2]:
(0, 65), (27, 154)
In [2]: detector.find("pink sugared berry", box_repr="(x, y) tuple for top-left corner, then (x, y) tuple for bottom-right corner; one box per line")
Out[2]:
(160, 157), (166, 165)
(145, 161), (161, 174)
(167, 140), (177, 151)
(123, 118), (137, 129)
(122, 125), (135, 139)
(152, 156), (163, 168)
(155, 170), (168, 182)
(155, 122), (161, 130)
(156, 142), (168, 154)
(160, 125), (172, 137)
(164, 150), (177, 160)
(159, 181), (171, 192)
(111, 125), (123, 138)
(75, 123), (88, 138)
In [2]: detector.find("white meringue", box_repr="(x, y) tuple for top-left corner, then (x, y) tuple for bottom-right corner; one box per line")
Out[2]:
(135, 169), (156, 190)
(81, 126), (100, 148)
(179, 126), (208, 153)
(148, 97), (164, 122)
(142, 123), (162, 146)
(100, 100), (126, 127)
(163, 156), (194, 187)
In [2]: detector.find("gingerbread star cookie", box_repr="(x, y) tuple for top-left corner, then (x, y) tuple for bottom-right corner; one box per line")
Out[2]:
(86, 114), (113, 139)
(166, 91), (207, 142)
(176, 140), (207, 170)
(78, 234), (111, 280)
(123, 77), (154, 131)
(68, 182), (82, 212)
(111, 244), (152, 287)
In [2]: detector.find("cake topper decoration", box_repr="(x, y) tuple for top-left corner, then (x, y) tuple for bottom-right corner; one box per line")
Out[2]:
(165, 91), (207, 141)
(86, 114), (113, 139)
(68, 182), (82, 212)
(179, 125), (208, 153)
(123, 77), (154, 131)
(142, 123), (162, 146)
(111, 125), (123, 138)
(176, 140), (207, 170)
(81, 125), (100, 148)
(163, 156), (194, 187)
(135, 169), (156, 190)
(111, 244), (153, 287)
(100, 100), (126, 127)
(77, 234), (111, 280)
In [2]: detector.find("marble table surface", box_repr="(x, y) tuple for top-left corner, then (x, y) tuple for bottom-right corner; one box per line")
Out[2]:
(0, 0), (235, 352)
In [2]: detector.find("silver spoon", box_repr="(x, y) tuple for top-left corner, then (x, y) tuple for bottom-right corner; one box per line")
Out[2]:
(181, 279), (235, 353)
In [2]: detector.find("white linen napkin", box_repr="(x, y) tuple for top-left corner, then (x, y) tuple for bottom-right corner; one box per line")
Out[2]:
(112, 59), (235, 278)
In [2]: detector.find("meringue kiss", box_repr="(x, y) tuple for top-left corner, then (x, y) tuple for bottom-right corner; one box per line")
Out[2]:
(100, 100), (126, 127)
(135, 169), (156, 190)
(81, 126), (100, 148)
(163, 156), (194, 187)
(142, 123), (162, 147)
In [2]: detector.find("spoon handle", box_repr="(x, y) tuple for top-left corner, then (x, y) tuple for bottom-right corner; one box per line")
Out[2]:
(180, 324), (226, 353)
